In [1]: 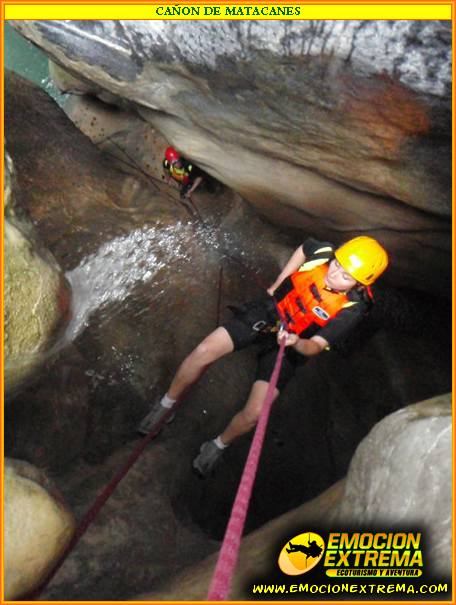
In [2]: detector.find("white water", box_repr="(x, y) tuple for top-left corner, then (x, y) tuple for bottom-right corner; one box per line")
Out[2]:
(61, 218), (244, 343)
(64, 224), (191, 341)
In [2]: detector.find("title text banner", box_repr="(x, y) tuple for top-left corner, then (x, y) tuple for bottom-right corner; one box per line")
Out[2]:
(5, 4), (453, 21)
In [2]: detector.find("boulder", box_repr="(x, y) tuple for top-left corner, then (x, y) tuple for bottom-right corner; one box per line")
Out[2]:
(4, 458), (75, 600)
(337, 393), (452, 578)
(4, 199), (70, 393)
(4, 143), (71, 394)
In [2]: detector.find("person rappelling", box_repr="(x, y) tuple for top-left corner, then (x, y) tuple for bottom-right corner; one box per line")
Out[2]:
(138, 236), (389, 477)
(163, 146), (204, 213)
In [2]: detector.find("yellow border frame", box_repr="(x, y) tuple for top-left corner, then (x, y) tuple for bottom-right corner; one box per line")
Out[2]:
(0, 3), (454, 605)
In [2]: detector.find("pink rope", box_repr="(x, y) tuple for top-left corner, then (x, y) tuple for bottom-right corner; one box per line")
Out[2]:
(207, 335), (287, 601)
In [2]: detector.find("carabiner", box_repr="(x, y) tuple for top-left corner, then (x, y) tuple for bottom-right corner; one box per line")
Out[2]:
(252, 320), (267, 332)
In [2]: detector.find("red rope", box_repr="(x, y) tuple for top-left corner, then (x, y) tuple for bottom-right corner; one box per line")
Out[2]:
(25, 404), (178, 600)
(207, 334), (287, 601)
(225, 255), (268, 291)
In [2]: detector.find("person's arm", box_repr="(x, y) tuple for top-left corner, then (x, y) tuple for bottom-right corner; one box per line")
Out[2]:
(183, 175), (203, 198)
(267, 246), (306, 295)
(277, 330), (327, 356)
(293, 334), (328, 356)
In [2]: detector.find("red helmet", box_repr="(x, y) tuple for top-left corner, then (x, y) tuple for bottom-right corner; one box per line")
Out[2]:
(165, 146), (180, 163)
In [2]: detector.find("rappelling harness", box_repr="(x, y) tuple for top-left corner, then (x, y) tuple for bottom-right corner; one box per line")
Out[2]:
(230, 259), (366, 343)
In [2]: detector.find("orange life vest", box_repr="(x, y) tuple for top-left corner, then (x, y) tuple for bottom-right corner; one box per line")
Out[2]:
(275, 264), (351, 336)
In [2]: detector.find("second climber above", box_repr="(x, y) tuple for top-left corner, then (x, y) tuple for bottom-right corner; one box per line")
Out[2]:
(162, 146), (204, 200)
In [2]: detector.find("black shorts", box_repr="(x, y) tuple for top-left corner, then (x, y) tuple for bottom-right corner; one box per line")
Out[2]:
(180, 182), (191, 198)
(222, 299), (308, 391)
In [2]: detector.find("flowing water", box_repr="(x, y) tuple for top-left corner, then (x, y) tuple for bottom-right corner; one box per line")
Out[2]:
(65, 224), (191, 341)
(63, 213), (261, 343)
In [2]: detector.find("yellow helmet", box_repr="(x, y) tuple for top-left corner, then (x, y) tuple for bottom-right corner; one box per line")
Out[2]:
(335, 236), (389, 285)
